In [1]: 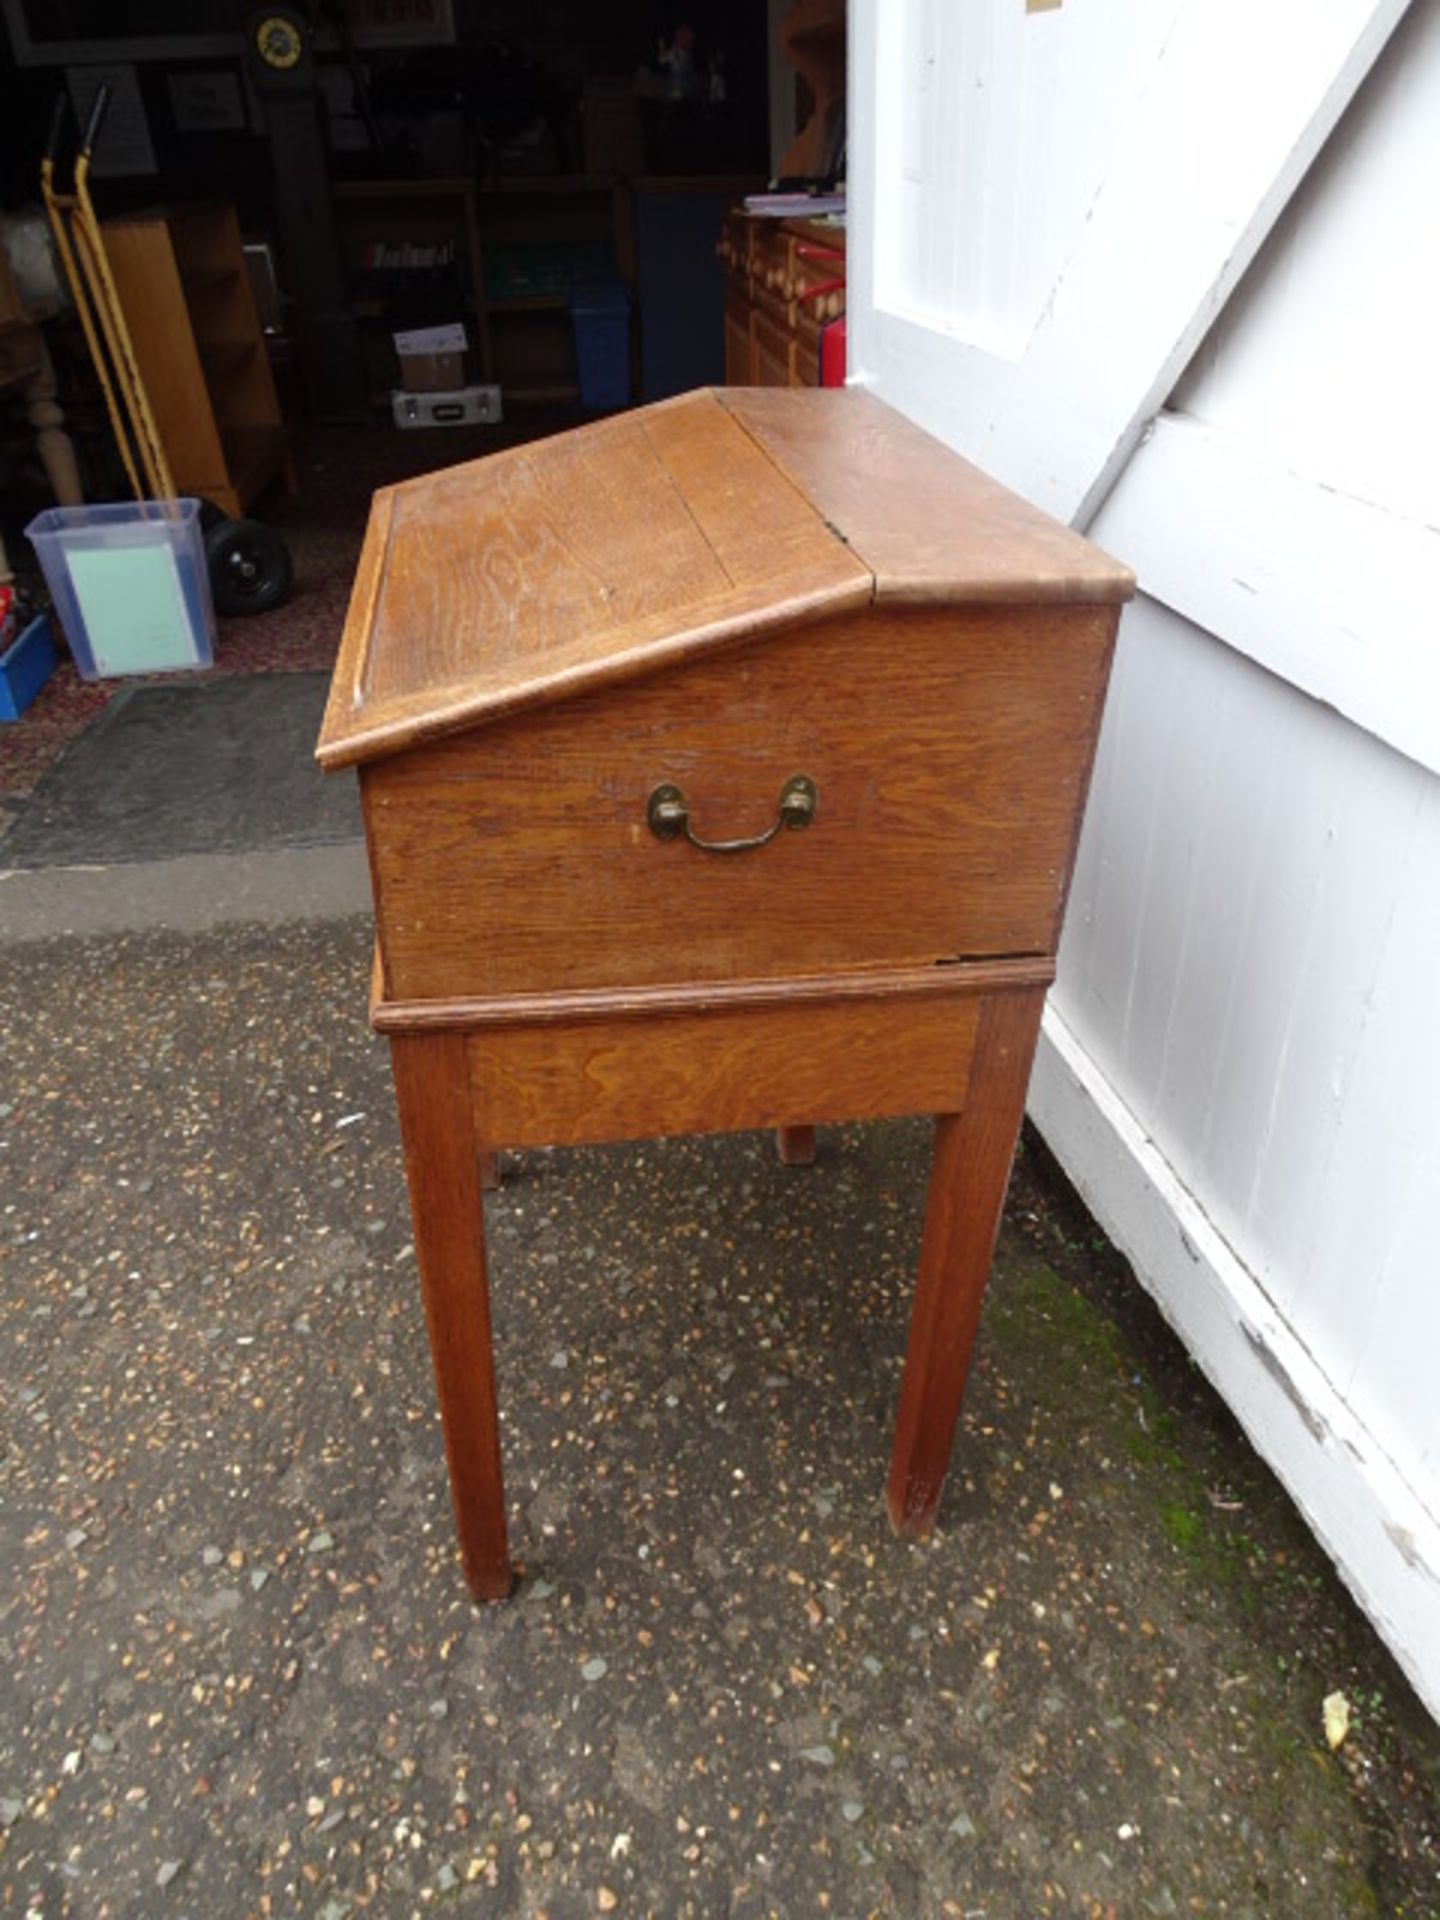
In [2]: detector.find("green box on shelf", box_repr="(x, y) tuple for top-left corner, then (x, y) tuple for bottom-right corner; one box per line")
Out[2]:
(488, 241), (613, 303)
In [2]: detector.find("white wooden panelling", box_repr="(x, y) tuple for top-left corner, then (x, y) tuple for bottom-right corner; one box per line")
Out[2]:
(1095, 0), (1440, 775)
(1094, 414), (1440, 776)
(848, 0), (1412, 524)
(1172, 0), (1440, 528)
(1030, 1004), (1440, 1725)
(1306, 779), (1440, 1474)
(1055, 597), (1440, 1530)
(881, 0), (1181, 354)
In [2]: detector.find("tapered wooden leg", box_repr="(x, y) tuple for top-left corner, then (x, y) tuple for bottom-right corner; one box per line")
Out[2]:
(887, 989), (1045, 1536)
(776, 1125), (816, 1166)
(389, 1029), (512, 1599)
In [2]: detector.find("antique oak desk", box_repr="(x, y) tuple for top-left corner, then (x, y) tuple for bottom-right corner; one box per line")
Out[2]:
(317, 388), (1133, 1599)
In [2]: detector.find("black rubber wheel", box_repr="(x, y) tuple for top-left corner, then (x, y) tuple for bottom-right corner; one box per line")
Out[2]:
(197, 498), (228, 535)
(204, 517), (293, 617)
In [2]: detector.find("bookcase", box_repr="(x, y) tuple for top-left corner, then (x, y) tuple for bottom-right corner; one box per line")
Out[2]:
(101, 203), (289, 520)
(334, 176), (633, 409)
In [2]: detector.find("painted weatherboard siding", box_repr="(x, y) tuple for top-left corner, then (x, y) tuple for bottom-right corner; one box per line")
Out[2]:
(849, 0), (1440, 1715)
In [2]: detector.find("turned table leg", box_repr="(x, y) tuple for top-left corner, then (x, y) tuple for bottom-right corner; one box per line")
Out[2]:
(776, 1125), (816, 1166)
(27, 337), (83, 508)
(389, 1029), (511, 1599)
(887, 989), (1045, 1535)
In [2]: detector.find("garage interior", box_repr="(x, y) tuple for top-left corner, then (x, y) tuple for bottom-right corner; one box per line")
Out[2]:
(0, 0), (846, 803)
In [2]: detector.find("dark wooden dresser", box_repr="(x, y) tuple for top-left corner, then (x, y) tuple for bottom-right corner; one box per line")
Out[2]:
(317, 387), (1133, 1598)
(718, 213), (845, 386)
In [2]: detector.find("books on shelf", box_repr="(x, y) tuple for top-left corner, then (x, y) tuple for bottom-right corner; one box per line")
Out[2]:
(361, 239), (458, 271)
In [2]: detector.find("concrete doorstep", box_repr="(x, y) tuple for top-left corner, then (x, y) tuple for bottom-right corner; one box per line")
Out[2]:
(0, 670), (370, 940)
(0, 841), (371, 942)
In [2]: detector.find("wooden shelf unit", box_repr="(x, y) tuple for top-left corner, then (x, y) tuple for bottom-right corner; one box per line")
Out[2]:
(476, 177), (634, 410)
(334, 175), (635, 412)
(333, 177), (491, 400)
(101, 203), (289, 520)
(181, 264), (240, 297)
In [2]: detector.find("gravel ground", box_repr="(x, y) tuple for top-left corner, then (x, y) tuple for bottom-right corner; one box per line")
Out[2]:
(2, 920), (1438, 1919)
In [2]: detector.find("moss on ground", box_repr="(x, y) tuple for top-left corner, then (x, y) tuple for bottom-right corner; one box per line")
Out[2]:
(986, 1142), (1440, 1918)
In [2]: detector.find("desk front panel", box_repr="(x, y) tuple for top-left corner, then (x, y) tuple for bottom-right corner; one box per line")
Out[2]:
(363, 602), (1116, 1003)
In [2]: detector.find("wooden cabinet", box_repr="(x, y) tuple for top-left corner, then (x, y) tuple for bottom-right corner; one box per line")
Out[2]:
(101, 204), (288, 519)
(719, 211), (845, 386)
(723, 281), (753, 386)
(317, 387), (1133, 1598)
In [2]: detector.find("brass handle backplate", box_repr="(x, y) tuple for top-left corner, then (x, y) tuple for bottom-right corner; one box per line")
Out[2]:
(647, 774), (818, 855)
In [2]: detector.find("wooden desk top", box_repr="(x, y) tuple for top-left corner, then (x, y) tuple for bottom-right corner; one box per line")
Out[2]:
(317, 388), (1132, 771)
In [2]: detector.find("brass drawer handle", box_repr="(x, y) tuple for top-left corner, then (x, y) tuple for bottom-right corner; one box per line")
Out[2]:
(647, 774), (817, 854)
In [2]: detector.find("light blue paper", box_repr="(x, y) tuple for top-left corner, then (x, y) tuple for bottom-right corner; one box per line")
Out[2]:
(66, 540), (196, 675)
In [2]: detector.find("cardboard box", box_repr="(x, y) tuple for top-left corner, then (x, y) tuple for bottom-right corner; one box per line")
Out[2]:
(401, 349), (466, 392)
(394, 322), (468, 394)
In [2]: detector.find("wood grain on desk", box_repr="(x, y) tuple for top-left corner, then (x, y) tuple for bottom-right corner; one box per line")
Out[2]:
(318, 390), (870, 769)
(467, 989), (985, 1150)
(720, 387), (1136, 607)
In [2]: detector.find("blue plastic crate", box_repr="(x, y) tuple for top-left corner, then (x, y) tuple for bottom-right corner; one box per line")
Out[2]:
(569, 278), (631, 411)
(0, 611), (58, 722)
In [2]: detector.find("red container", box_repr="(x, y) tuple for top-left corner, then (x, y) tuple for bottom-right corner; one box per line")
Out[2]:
(821, 315), (846, 387)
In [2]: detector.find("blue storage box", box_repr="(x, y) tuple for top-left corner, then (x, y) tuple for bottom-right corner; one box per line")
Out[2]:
(0, 611), (59, 721)
(24, 499), (216, 680)
(569, 278), (631, 411)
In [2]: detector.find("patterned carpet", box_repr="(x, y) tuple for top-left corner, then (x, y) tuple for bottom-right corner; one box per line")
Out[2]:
(0, 414), (577, 807)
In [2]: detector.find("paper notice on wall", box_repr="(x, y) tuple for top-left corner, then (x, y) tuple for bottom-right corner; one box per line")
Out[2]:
(167, 69), (246, 134)
(66, 64), (157, 177)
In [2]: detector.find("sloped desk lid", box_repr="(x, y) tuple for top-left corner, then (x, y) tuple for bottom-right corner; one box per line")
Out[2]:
(317, 387), (1133, 770)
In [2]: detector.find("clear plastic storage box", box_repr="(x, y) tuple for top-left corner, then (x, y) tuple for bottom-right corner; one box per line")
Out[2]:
(24, 499), (217, 680)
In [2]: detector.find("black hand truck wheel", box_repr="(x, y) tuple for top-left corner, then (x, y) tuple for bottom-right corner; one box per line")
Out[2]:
(203, 513), (293, 618)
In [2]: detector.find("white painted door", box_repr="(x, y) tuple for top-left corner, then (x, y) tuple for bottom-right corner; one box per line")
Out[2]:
(846, 0), (1440, 1720)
